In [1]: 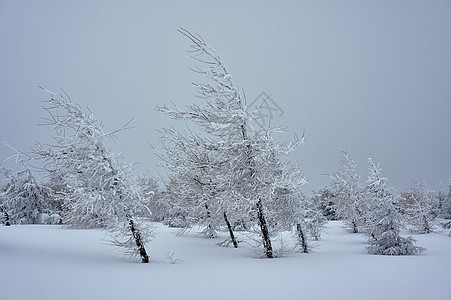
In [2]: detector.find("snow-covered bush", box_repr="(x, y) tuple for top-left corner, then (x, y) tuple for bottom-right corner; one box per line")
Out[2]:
(0, 149), (55, 225)
(364, 159), (425, 255)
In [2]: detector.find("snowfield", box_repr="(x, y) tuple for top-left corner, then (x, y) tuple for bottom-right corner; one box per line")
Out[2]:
(1, 221), (450, 300)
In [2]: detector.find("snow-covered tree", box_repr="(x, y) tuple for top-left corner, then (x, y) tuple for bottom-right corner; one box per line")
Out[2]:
(442, 220), (451, 236)
(157, 128), (226, 239)
(0, 205), (10, 226)
(364, 158), (425, 255)
(311, 187), (338, 221)
(136, 173), (165, 221)
(439, 182), (451, 219)
(158, 29), (309, 257)
(1, 179), (11, 226)
(330, 151), (365, 233)
(438, 182), (451, 235)
(400, 182), (436, 234)
(33, 89), (151, 263)
(0, 147), (55, 225)
(302, 193), (327, 241)
(250, 131), (312, 253)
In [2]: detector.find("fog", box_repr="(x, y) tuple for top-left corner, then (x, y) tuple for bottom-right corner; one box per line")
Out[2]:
(1, 0), (450, 191)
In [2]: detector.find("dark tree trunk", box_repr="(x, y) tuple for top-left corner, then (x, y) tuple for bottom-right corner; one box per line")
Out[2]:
(204, 204), (216, 238)
(296, 223), (308, 253)
(128, 217), (149, 263)
(352, 220), (358, 233)
(223, 212), (238, 248)
(423, 216), (430, 234)
(256, 200), (273, 258)
(1, 207), (10, 226)
(242, 124), (272, 257)
(205, 204), (211, 218)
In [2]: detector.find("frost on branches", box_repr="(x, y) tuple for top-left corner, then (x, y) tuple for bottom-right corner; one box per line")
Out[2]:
(311, 187), (338, 221)
(0, 146), (55, 225)
(157, 129), (238, 240)
(33, 89), (151, 263)
(330, 151), (365, 233)
(439, 182), (451, 219)
(365, 159), (425, 255)
(400, 182), (437, 234)
(440, 183), (451, 235)
(136, 174), (164, 221)
(302, 193), (327, 241)
(157, 29), (313, 257)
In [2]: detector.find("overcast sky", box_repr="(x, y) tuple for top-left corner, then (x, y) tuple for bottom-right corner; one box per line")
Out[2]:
(1, 0), (450, 192)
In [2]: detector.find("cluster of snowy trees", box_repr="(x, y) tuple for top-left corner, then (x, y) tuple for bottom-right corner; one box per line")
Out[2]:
(1, 90), (151, 262)
(155, 29), (323, 257)
(1, 29), (449, 262)
(0, 146), (56, 226)
(322, 151), (451, 254)
(0, 29), (324, 261)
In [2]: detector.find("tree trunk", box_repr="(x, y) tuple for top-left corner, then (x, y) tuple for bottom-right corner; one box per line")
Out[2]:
(204, 204), (216, 238)
(296, 223), (308, 253)
(1, 207), (10, 226)
(223, 212), (238, 248)
(128, 217), (149, 263)
(352, 220), (358, 233)
(256, 200), (273, 258)
(423, 216), (430, 234)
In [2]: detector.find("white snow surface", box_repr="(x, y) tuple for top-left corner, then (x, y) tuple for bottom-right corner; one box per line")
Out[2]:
(1, 221), (450, 300)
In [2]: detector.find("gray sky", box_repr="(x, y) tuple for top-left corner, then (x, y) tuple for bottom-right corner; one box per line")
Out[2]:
(1, 0), (450, 192)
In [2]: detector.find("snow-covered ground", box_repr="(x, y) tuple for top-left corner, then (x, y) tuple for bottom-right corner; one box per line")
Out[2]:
(1, 221), (450, 300)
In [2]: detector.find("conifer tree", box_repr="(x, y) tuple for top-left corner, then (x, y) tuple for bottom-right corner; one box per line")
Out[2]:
(400, 182), (436, 233)
(330, 151), (365, 233)
(440, 182), (451, 219)
(365, 159), (425, 255)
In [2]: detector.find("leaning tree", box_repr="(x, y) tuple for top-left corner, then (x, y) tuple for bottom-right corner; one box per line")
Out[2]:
(33, 89), (151, 263)
(158, 29), (309, 257)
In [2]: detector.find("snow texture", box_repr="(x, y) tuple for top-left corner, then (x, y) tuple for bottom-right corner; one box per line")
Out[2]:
(0, 221), (450, 300)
